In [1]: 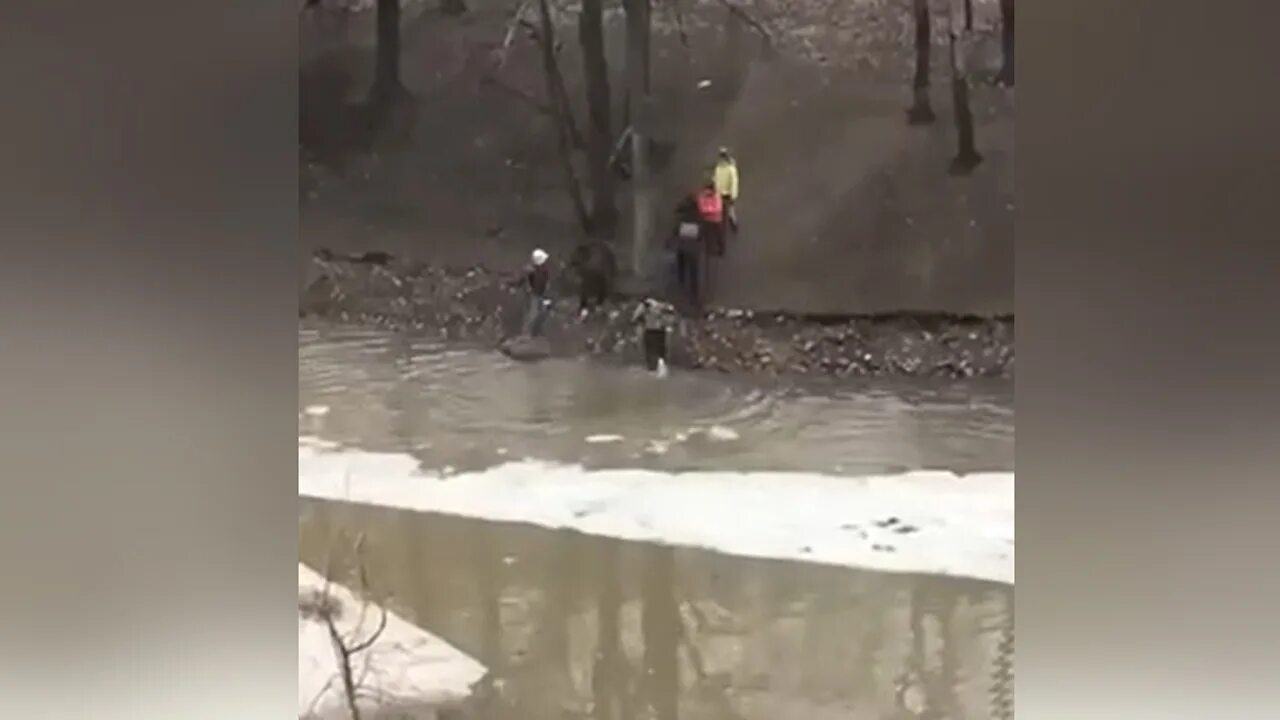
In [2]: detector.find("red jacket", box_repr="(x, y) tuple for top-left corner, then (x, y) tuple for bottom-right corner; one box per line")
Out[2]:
(696, 190), (723, 223)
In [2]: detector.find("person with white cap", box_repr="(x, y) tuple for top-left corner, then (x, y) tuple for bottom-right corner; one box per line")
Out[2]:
(522, 248), (553, 337)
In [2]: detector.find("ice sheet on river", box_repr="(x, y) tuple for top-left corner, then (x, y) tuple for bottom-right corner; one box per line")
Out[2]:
(298, 563), (486, 718)
(299, 438), (1014, 584)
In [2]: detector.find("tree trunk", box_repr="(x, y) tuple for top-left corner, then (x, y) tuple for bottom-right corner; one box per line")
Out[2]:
(624, 0), (654, 278)
(537, 0), (591, 231)
(580, 0), (618, 237)
(964, 0), (974, 30)
(640, 0), (652, 93)
(996, 0), (1015, 86)
(948, 2), (982, 175)
(907, 0), (936, 124)
(372, 0), (402, 104)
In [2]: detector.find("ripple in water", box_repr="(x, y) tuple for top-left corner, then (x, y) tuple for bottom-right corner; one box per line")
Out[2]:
(299, 323), (1014, 474)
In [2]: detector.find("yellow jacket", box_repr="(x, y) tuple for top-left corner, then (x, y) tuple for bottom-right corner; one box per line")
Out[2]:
(714, 159), (739, 201)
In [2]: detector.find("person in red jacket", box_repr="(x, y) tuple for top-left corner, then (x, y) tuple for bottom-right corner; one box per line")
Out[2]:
(696, 179), (725, 257)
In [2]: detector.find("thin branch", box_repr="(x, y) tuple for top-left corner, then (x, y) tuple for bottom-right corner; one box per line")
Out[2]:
(326, 613), (363, 720)
(347, 603), (389, 655)
(713, 0), (773, 48)
(346, 533), (389, 655)
(480, 75), (556, 117)
(665, 0), (690, 48)
(313, 531), (393, 720)
(492, 0), (535, 72)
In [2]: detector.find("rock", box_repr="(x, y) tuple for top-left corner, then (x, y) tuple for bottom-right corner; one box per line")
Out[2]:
(499, 335), (552, 361)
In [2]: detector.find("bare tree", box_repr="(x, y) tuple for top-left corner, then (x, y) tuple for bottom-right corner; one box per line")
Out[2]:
(371, 0), (404, 106)
(536, 0), (592, 231)
(624, 0), (655, 277)
(996, 0), (1014, 86)
(580, 0), (619, 237)
(907, 0), (936, 124)
(946, 0), (982, 174)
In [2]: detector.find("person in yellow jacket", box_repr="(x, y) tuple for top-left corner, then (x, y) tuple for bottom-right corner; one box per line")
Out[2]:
(713, 146), (739, 237)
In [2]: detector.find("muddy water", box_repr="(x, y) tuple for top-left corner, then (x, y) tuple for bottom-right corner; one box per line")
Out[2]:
(301, 502), (1013, 720)
(299, 324), (1014, 719)
(299, 323), (1014, 475)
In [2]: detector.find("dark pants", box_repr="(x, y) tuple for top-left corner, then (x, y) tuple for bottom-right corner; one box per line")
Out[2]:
(703, 219), (725, 257)
(676, 248), (701, 304)
(578, 273), (607, 312)
(523, 296), (549, 337)
(642, 328), (667, 371)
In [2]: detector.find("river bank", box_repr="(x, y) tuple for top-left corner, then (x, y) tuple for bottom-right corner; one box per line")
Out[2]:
(300, 253), (1014, 379)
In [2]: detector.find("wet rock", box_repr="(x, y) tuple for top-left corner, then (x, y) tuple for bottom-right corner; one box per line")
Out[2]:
(499, 335), (551, 361)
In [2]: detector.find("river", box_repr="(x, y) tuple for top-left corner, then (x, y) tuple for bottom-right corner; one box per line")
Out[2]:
(298, 322), (1014, 719)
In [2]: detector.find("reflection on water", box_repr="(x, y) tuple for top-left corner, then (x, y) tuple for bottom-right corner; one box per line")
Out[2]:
(299, 324), (1014, 475)
(301, 499), (1014, 720)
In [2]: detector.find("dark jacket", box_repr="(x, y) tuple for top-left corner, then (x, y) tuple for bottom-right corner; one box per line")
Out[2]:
(672, 195), (702, 252)
(632, 298), (676, 331)
(526, 264), (551, 297)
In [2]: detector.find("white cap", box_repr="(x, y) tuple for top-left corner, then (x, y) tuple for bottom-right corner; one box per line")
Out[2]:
(531, 248), (549, 265)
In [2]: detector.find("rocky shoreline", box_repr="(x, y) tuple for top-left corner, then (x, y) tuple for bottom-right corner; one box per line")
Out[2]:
(300, 253), (1014, 379)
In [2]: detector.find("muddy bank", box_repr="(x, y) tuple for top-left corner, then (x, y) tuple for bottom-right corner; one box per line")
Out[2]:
(301, 254), (1013, 379)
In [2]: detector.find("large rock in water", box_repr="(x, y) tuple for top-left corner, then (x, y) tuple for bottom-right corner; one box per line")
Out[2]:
(500, 335), (552, 361)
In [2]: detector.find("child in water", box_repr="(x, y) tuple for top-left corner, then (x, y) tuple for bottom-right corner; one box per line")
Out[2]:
(632, 297), (675, 376)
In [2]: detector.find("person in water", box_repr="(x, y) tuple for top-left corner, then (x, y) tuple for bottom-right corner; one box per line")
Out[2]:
(522, 248), (552, 337)
(631, 297), (676, 375)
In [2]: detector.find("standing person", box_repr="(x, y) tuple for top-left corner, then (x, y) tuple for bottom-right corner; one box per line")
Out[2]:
(522, 248), (553, 337)
(713, 146), (740, 240)
(631, 297), (676, 376)
(696, 179), (725, 259)
(671, 189), (704, 305)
